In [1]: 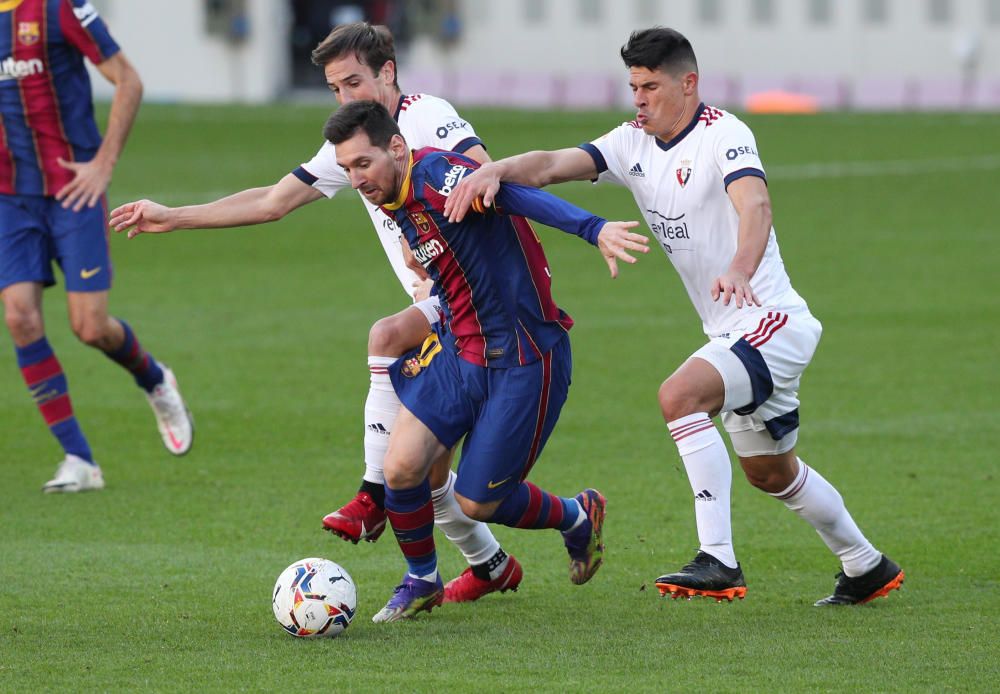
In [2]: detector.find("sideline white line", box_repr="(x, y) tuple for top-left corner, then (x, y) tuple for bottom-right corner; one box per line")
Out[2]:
(768, 154), (1000, 180)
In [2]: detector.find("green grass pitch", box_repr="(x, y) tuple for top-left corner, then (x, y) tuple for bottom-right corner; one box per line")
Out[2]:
(1, 103), (998, 691)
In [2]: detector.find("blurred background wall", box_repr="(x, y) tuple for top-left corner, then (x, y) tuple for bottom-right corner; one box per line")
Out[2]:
(89, 0), (1000, 110)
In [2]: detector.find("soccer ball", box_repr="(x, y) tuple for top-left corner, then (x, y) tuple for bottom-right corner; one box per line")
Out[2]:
(272, 557), (357, 638)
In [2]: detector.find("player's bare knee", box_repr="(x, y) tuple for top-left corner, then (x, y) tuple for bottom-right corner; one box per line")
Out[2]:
(383, 455), (427, 490)
(658, 379), (700, 422)
(3, 304), (43, 343)
(740, 461), (794, 494)
(368, 316), (406, 357)
(455, 495), (496, 522)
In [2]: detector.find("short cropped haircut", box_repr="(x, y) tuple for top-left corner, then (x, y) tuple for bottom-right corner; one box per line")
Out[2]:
(311, 22), (399, 87)
(620, 27), (698, 75)
(323, 100), (401, 148)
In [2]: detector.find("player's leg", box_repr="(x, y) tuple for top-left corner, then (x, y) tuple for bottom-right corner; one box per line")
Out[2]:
(323, 301), (436, 542)
(728, 308), (901, 605)
(66, 290), (193, 455)
(2, 282), (103, 492)
(55, 198), (192, 455)
(653, 350), (747, 601)
(738, 444), (903, 606)
(371, 404), (449, 623)
(0, 196), (101, 492)
(452, 336), (607, 586)
(429, 456), (523, 603)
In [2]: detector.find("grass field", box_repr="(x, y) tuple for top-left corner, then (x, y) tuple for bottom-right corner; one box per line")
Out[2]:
(1, 102), (998, 692)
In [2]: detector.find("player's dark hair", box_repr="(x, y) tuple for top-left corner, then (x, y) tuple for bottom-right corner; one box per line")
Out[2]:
(620, 27), (698, 75)
(324, 100), (402, 149)
(311, 22), (399, 87)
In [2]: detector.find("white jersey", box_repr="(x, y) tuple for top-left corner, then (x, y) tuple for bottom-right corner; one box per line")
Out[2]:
(582, 104), (807, 337)
(293, 93), (483, 298)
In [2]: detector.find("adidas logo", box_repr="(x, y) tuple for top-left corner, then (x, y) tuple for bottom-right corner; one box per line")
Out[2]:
(628, 162), (645, 177)
(695, 489), (716, 502)
(367, 423), (389, 435)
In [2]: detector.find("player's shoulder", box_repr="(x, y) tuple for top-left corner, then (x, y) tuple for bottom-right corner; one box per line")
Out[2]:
(698, 105), (752, 137)
(399, 92), (458, 117)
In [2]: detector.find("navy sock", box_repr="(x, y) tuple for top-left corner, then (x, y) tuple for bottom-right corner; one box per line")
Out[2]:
(103, 319), (164, 392)
(16, 337), (93, 463)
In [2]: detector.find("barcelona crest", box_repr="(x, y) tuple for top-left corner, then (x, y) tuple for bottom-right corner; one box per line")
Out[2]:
(18, 21), (40, 46)
(400, 332), (442, 377)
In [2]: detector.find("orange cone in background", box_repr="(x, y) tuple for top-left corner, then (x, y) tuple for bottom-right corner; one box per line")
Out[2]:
(746, 90), (820, 114)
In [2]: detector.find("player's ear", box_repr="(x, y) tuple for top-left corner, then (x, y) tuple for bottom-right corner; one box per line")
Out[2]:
(389, 133), (407, 160)
(682, 71), (699, 95)
(380, 60), (396, 86)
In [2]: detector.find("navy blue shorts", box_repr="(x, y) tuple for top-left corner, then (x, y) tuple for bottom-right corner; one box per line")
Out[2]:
(389, 331), (572, 503)
(0, 194), (112, 292)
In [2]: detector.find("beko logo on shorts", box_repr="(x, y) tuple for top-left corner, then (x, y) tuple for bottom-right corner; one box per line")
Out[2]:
(437, 164), (468, 196)
(436, 120), (469, 138)
(413, 238), (444, 265)
(726, 145), (758, 160)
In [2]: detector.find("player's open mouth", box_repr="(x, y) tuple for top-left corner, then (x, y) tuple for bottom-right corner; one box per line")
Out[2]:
(636, 113), (648, 125)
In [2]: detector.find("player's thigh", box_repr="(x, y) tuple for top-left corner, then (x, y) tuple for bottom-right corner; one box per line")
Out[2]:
(716, 310), (822, 455)
(368, 298), (439, 356)
(388, 332), (478, 451)
(47, 197), (112, 292)
(659, 354), (727, 419)
(0, 195), (56, 291)
(383, 404), (450, 488)
(455, 336), (572, 503)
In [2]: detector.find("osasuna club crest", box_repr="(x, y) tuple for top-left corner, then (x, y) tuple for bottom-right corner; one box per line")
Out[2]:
(18, 22), (40, 46)
(676, 160), (692, 188)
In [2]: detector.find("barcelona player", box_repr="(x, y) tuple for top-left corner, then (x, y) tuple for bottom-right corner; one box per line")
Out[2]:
(110, 22), (526, 605)
(0, 0), (192, 492)
(325, 99), (650, 622)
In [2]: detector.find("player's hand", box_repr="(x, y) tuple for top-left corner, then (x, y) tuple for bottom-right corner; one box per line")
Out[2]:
(55, 157), (113, 212)
(400, 239), (429, 281)
(108, 199), (177, 237)
(711, 270), (761, 308)
(443, 164), (502, 223)
(597, 221), (648, 278)
(412, 278), (434, 302)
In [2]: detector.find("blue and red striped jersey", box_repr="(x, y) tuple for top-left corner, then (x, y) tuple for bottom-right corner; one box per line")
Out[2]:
(0, 0), (119, 196)
(383, 147), (606, 368)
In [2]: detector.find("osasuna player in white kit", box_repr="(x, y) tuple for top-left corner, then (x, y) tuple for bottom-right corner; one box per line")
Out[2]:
(445, 27), (904, 606)
(109, 23), (522, 604)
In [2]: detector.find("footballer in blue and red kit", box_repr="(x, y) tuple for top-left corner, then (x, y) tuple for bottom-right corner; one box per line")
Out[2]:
(0, 0), (119, 291)
(1, 1), (194, 493)
(381, 147), (606, 507)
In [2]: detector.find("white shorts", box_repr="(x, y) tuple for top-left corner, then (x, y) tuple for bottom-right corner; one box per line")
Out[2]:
(412, 296), (443, 326)
(691, 309), (822, 456)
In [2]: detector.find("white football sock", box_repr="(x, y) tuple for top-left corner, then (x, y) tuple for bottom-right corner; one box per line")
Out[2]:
(668, 413), (737, 568)
(363, 356), (399, 485)
(431, 471), (500, 567)
(771, 459), (881, 577)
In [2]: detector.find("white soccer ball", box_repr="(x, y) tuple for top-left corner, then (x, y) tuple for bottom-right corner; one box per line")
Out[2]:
(272, 557), (357, 638)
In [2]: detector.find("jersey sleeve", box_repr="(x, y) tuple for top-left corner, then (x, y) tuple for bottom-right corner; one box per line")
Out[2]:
(292, 141), (350, 199)
(405, 96), (484, 155)
(494, 183), (604, 245)
(58, 0), (120, 65)
(577, 122), (635, 186)
(712, 117), (767, 189)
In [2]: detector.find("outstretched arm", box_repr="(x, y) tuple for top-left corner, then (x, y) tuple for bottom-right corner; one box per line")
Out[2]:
(109, 173), (324, 238)
(444, 148), (596, 222)
(56, 51), (142, 211)
(492, 182), (649, 278)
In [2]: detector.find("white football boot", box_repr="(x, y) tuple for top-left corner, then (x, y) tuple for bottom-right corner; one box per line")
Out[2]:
(42, 454), (105, 493)
(146, 364), (194, 455)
